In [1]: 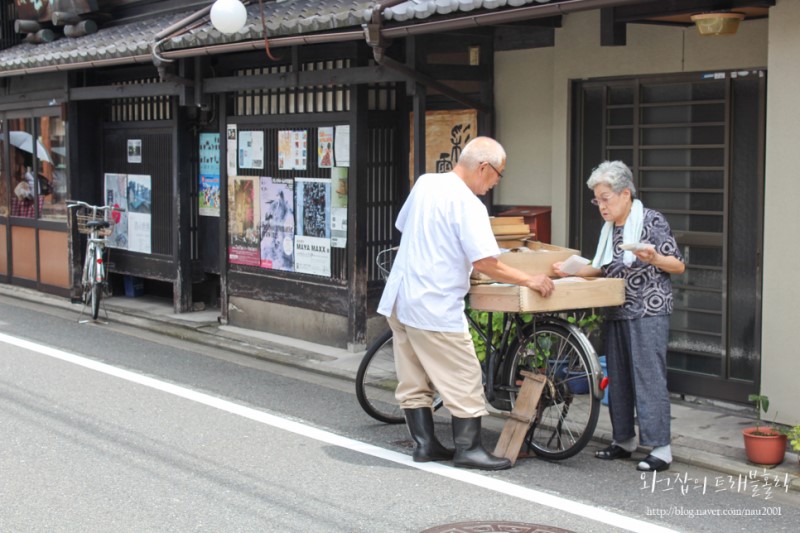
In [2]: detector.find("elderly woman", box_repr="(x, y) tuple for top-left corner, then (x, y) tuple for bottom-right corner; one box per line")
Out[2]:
(554, 160), (685, 472)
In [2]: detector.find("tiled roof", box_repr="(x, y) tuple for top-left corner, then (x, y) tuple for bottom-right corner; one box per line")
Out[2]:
(0, 0), (554, 74)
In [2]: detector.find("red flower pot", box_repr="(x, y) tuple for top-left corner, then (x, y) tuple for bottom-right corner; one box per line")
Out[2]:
(742, 427), (787, 465)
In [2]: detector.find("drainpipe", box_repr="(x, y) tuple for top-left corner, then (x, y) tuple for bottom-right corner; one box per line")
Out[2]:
(151, 4), (214, 66)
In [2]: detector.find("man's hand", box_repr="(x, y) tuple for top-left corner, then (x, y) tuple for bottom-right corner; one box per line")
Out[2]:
(473, 257), (556, 297)
(525, 274), (554, 297)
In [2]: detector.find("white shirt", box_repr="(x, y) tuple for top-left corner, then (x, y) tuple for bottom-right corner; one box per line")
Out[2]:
(377, 171), (500, 332)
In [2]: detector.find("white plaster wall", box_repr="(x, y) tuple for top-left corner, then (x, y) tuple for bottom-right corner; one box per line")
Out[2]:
(494, 48), (554, 206)
(761, 0), (800, 426)
(494, 11), (767, 245)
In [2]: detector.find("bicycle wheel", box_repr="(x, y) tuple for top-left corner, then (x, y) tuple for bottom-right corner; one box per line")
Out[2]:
(356, 330), (404, 424)
(90, 282), (101, 320)
(82, 249), (95, 306)
(356, 330), (446, 424)
(502, 321), (600, 460)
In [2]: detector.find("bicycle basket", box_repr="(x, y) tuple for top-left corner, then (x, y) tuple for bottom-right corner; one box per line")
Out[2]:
(76, 210), (114, 237)
(376, 247), (397, 280)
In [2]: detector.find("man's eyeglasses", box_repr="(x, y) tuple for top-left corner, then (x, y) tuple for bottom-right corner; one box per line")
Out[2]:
(591, 194), (618, 207)
(484, 161), (504, 180)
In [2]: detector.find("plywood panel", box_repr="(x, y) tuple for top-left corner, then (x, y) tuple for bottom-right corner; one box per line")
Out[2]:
(11, 226), (36, 280)
(0, 225), (7, 275)
(38, 230), (69, 288)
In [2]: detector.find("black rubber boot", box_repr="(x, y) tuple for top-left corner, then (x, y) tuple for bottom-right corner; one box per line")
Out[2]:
(404, 408), (454, 462)
(452, 416), (512, 470)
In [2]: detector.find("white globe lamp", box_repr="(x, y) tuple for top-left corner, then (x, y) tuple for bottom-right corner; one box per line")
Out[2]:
(210, 0), (248, 34)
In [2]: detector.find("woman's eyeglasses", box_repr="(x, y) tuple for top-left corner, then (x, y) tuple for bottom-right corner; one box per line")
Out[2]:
(591, 194), (618, 207)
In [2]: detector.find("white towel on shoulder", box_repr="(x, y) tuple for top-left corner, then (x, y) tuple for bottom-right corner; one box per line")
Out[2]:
(591, 199), (644, 268)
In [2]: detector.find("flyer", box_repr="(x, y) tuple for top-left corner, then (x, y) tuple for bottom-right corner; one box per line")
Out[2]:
(239, 130), (264, 169)
(259, 177), (295, 271)
(126, 174), (152, 254)
(199, 133), (220, 217)
(228, 176), (260, 266)
(104, 173), (128, 250)
(294, 177), (331, 276)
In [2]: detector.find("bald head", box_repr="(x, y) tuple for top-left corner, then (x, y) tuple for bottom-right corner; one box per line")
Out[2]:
(457, 136), (506, 170)
(454, 136), (506, 196)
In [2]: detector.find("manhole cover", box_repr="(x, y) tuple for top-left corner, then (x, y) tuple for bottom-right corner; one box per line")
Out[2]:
(420, 521), (576, 533)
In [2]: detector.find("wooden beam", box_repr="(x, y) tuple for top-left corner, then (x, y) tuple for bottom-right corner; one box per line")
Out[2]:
(614, 0), (775, 22)
(69, 82), (184, 101)
(203, 65), (406, 94)
(601, 8), (627, 46)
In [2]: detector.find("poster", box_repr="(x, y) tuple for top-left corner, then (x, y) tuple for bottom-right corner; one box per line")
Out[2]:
(330, 167), (348, 248)
(127, 139), (142, 164)
(294, 236), (331, 277)
(199, 133), (220, 217)
(226, 124), (237, 177)
(278, 130), (308, 170)
(334, 125), (350, 167)
(239, 130), (264, 169)
(259, 177), (295, 271)
(317, 127), (334, 168)
(408, 109), (477, 182)
(294, 177), (331, 277)
(227, 176), (260, 266)
(104, 173), (128, 250)
(126, 174), (152, 254)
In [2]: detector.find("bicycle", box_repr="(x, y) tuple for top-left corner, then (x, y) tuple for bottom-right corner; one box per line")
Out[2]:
(67, 200), (122, 321)
(356, 247), (605, 460)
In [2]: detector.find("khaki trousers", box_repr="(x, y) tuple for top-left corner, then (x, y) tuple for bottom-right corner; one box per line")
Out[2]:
(388, 313), (488, 418)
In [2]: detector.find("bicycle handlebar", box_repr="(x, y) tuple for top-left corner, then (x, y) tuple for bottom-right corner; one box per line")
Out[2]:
(66, 200), (126, 212)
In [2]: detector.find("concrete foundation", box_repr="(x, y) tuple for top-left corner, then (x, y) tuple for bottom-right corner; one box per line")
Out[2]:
(228, 296), (389, 351)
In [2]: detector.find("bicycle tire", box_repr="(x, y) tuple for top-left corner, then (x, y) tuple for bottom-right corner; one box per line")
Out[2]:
(82, 249), (95, 306)
(91, 282), (101, 320)
(501, 321), (600, 460)
(356, 330), (404, 424)
(356, 329), (445, 424)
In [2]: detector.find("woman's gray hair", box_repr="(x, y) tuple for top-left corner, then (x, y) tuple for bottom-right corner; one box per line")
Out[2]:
(458, 136), (506, 169)
(586, 160), (636, 196)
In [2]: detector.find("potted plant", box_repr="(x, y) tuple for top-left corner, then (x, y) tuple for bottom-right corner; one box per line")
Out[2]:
(742, 394), (787, 466)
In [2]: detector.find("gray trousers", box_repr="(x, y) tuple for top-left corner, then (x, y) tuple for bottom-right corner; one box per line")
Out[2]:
(605, 315), (671, 447)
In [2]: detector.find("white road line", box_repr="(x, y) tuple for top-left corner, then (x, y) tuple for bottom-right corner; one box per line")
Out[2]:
(1, 332), (677, 533)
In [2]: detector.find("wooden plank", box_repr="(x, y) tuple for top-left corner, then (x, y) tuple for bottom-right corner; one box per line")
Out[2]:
(490, 216), (525, 226)
(494, 371), (547, 465)
(492, 223), (531, 235)
(469, 278), (625, 313)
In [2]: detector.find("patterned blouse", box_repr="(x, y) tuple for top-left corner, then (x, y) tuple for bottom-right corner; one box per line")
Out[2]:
(601, 208), (683, 320)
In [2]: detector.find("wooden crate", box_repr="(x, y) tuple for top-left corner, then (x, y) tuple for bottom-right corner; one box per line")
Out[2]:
(469, 277), (625, 313)
(472, 241), (581, 281)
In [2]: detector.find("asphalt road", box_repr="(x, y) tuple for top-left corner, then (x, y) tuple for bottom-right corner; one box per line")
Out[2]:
(1, 296), (798, 532)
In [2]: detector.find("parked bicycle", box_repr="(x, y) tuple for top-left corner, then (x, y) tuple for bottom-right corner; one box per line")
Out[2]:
(356, 247), (605, 460)
(67, 200), (123, 321)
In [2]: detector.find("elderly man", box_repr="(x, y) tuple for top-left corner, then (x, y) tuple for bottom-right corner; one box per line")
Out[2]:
(378, 136), (554, 470)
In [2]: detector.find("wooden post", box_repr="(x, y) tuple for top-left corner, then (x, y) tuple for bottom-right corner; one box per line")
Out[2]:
(493, 370), (547, 465)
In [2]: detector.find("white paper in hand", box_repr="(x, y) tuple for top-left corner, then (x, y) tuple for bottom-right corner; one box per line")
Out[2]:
(560, 254), (590, 275)
(619, 242), (655, 252)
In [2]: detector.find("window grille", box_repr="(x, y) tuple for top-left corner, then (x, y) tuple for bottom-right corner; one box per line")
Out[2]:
(234, 60), (399, 115)
(106, 78), (173, 122)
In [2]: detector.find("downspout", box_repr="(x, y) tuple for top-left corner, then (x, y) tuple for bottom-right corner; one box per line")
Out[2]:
(151, 4), (214, 67)
(0, 0), (655, 79)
